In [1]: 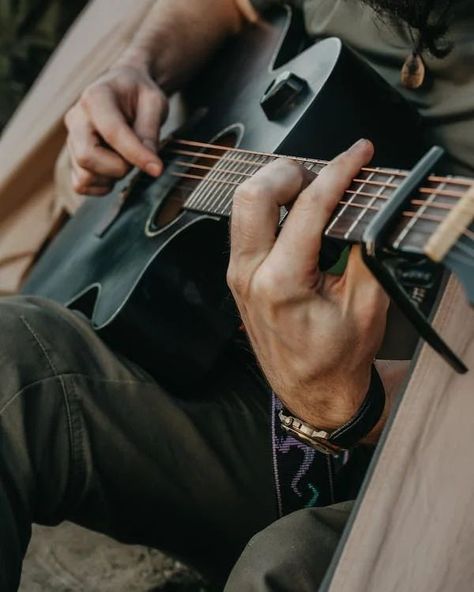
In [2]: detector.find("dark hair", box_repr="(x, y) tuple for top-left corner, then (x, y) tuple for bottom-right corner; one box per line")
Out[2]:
(417, 0), (454, 58)
(362, 0), (454, 58)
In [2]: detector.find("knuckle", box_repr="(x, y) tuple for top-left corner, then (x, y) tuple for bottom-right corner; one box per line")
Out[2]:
(116, 160), (131, 177)
(77, 169), (93, 185)
(251, 270), (281, 303)
(75, 149), (94, 170)
(79, 84), (101, 108)
(64, 108), (75, 130)
(72, 177), (85, 194)
(279, 157), (304, 175)
(226, 265), (247, 296)
(234, 180), (266, 207)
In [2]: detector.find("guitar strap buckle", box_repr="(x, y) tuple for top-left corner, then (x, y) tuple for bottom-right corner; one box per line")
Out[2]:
(361, 146), (468, 374)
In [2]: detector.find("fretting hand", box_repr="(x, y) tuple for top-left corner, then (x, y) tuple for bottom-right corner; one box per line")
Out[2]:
(227, 139), (391, 437)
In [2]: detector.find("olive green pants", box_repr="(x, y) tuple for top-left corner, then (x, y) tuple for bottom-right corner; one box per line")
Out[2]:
(0, 296), (352, 591)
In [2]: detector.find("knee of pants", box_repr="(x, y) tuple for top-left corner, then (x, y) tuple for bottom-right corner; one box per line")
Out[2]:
(0, 296), (82, 524)
(224, 504), (352, 592)
(0, 296), (100, 413)
(0, 299), (68, 394)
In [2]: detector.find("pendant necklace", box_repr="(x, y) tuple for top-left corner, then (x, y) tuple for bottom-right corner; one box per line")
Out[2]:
(401, 29), (426, 90)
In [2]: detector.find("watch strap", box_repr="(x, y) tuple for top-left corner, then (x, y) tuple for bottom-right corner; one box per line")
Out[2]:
(329, 364), (386, 449)
(279, 364), (386, 454)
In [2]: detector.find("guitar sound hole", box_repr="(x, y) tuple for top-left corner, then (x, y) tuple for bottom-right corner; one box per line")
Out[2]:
(147, 131), (239, 234)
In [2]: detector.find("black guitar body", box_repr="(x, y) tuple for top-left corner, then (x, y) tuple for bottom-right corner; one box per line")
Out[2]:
(24, 7), (426, 391)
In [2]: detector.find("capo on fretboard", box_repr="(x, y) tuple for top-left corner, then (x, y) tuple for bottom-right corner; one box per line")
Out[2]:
(361, 146), (468, 374)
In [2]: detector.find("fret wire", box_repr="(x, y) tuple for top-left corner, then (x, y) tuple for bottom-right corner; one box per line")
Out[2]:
(212, 151), (242, 214)
(393, 180), (446, 249)
(170, 140), (474, 195)
(345, 170), (397, 240)
(196, 148), (231, 211)
(187, 147), (230, 210)
(223, 152), (269, 214)
(345, 170), (376, 239)
(177, 171), (474, 240)
(184, 146), (220, 210)
(207, 149), (246, 213)
(325, 170), (374, 236)
(182, 153), (209, 210)
(168, 156), (467, 203)
(216, 150), (254, 214)
(195, 148), (235, 210)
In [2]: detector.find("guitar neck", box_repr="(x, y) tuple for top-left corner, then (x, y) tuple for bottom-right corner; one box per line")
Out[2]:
(164, 139), (473, 257)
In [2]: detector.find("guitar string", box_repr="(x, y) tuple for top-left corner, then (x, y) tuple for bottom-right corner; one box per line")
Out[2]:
(326, 168), (375, 237)
(185, 146), (224, 210)
(168, 171), (474, 249)
(393, 180), (446, 250)
(169, 158), (464, 214)
(163, 149), (470, 246)
(165, 168), (474, 241)
(171, 179), (474, 264)
(164, 150), (468, 201)
(218, 150), (264, 215)
(215, 149), (251, 214)
(168, 139), (474, 190)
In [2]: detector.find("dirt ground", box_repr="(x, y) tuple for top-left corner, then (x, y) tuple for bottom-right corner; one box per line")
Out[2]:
(20, 523), (208, 592)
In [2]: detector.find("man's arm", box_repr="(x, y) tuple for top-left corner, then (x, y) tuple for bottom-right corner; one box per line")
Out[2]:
(227, 140), (407, 446)
(65, 0), (247, 195)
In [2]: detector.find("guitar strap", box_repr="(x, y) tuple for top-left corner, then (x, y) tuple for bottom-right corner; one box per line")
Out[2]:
(271, 395), (374, 516)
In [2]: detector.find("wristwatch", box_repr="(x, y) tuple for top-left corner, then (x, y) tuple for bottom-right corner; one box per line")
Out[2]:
(278, 365), (386, 455)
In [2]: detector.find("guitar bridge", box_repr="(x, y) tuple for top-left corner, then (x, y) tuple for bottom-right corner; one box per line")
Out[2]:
(361, 146), (468, 374)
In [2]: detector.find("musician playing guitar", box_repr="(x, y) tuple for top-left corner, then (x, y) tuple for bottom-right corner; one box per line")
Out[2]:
(1, 1), (472, 591)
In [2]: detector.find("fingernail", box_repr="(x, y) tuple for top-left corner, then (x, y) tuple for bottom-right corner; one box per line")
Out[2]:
(145, 162), (162, 177)
(348, 138), (370, 153)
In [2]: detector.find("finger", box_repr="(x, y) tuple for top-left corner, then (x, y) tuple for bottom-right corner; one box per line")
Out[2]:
(69, 147), (123, 187)
(85, 186), (112, 197)
(268, 139), (374, 286)
(83, 86), (163, 176)
(71, 167), (112, 195)
(228, 158), (311, 289)
(343, 245), (389, 314)
(66, 117), (131, 179)
(133, 87), (168, 153)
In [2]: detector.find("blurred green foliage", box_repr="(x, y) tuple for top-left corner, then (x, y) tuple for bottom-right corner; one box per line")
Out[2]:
(0, 0), (88, 130)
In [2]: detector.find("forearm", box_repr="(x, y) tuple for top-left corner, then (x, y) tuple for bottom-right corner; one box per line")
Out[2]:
(115, 0), (246, 94)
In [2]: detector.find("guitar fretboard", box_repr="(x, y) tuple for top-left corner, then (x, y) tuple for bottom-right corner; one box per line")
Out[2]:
(163, 140), (473, 256)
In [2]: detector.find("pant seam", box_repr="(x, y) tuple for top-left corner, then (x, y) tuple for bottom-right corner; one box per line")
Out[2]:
(19, 315), (82, 513)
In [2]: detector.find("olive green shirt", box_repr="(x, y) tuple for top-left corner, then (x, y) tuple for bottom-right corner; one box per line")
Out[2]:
(251, 0), (474, 176)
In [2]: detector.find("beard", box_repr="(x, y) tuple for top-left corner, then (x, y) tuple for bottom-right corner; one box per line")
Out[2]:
(360, 0), (454, 56)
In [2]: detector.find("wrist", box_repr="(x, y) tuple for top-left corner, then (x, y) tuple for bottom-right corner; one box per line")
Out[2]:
(114, 47), (153, 75)
(284, 369), (373, 432)
(279, 365), (387, 454)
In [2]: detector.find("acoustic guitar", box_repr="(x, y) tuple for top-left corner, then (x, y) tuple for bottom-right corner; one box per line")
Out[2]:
(23, 6), (473, 390)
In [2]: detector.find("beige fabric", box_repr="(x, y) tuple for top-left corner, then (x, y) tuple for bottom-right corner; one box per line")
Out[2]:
(328, 276), (474, 592)
(0, 0), (156, 294)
